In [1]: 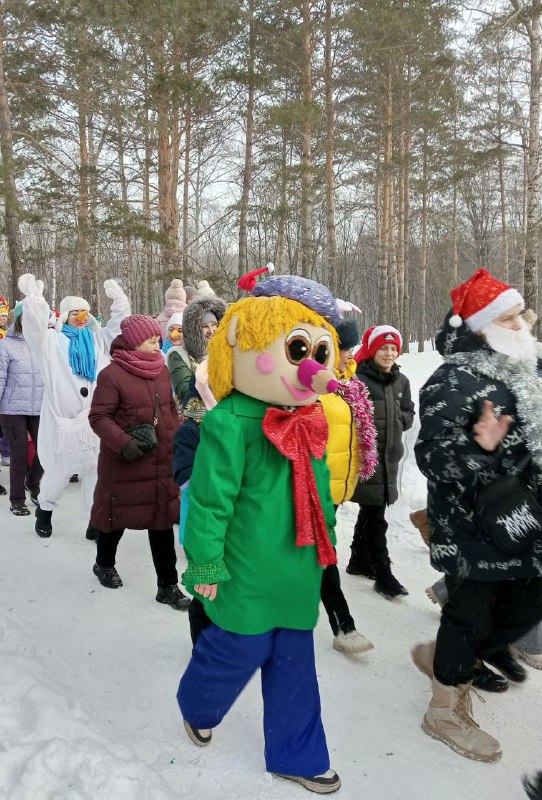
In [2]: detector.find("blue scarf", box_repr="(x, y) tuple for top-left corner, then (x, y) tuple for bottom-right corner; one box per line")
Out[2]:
(62, 325), (97, 382)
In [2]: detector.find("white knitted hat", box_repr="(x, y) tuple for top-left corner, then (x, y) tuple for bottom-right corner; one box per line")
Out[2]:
(167, 312), (184, 330)
(196, 280), (215, 297)
(57, 295), (99, 331)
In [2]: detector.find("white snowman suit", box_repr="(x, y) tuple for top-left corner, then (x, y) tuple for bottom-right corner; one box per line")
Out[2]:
(18, 274), (130, 520)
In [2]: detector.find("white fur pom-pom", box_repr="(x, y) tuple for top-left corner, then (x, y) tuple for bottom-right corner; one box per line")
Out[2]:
(449, 314), (462, 328)
(266, 262), (275, 274)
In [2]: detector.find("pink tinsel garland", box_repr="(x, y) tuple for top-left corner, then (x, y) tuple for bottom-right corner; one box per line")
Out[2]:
(335, 376), (378, 481)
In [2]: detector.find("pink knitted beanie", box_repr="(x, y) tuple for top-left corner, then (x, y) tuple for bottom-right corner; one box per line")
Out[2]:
(121, 315), (162, 348)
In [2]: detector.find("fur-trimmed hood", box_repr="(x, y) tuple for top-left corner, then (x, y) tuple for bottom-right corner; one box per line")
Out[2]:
(182, 295), (227, 362)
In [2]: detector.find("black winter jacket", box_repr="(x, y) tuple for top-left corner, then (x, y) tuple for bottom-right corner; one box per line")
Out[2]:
(415, 313), (542, 581)
(352, 359), (414, 506)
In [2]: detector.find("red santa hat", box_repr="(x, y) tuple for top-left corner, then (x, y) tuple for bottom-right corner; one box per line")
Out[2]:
(449, 269), (524, 332)
(355, 325), (402, 363)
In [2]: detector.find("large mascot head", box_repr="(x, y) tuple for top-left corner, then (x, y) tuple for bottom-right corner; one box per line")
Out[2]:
(208, 273), (340, 407)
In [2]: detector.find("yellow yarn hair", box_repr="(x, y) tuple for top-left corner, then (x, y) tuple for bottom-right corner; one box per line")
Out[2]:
(209, 296), (340, 401)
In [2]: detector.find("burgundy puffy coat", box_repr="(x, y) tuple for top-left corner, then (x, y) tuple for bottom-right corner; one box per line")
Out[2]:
(89, 349), (180, 533)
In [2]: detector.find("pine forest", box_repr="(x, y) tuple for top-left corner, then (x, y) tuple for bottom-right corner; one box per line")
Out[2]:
(0, 0), (540, 348)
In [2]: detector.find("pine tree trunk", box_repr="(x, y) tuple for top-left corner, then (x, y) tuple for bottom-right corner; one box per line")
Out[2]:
(300, 0), (313, 278)
(78, 102), (92, 304)
(0, 12), (22, 303)
(497, 73), (509, 283)
(117, 118), (133, 305)
(397, 134), (405, 331)
(276, 131), (288, 273)
(238, 0), (255, 282)
(418, 135), (428, 354)
(141, 96), (152, 314)
(156, 52), (179, 279)
(524, 9), (541, 313)
(87, 114), (100, 315)
(182, 94), (192, 284)
(378, 71), (393, 323)
(324, 0), (337, 294)
(498, 147), (509, 282)
(402, 70), (412, 352)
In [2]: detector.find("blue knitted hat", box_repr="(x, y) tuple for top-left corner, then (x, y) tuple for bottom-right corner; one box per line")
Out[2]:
(251, 275), (340, 327)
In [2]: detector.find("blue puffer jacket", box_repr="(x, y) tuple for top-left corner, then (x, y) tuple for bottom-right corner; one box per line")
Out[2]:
(0, 325), (44, 415)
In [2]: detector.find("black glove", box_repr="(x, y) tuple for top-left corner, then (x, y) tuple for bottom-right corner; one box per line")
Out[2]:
(121, 438), (145, 461)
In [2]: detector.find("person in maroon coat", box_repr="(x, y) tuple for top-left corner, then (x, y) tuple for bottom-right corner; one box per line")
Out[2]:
(89, 314), (190, 610)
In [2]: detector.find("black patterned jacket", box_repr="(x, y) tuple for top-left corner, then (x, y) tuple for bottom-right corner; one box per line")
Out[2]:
(415, 313), (542, 581)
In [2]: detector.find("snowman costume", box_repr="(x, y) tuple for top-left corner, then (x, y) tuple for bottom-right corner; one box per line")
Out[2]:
(18, 274), (130, 521)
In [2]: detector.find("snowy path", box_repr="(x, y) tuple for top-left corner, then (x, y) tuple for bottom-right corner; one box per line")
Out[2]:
(0, 350), (539, 799)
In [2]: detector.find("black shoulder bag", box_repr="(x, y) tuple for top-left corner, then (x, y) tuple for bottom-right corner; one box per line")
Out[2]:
(474, 454), (542, 554)
(125, 393), (160, 453)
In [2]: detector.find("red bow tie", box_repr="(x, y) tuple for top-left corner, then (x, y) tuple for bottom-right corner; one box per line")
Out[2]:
(262, 404), (336, 567)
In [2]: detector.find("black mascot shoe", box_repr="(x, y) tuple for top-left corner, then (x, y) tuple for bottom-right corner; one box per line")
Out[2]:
(35, 507), (53, 537)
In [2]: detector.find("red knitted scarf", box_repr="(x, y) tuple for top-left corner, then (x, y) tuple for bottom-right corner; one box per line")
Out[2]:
(112, 348), (165, 379)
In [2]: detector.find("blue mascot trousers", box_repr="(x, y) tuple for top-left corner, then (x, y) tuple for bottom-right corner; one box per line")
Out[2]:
(177, 624), (330, 777)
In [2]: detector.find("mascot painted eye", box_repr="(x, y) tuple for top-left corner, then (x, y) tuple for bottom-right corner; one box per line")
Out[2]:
(312, 334), (332, 365)
(285, 328), (312, 365)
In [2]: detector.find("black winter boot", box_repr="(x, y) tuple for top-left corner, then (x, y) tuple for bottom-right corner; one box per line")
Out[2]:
(374, 564), (408, 600)
(35, 507), (53, 537)
(472, 661), (509, 693)
(93, 562), (123, 588)
(0, 484), (6, 496)
(11, 502), (31, 517)
(156, 585), (191, 610)
(486, 648), (527, 683)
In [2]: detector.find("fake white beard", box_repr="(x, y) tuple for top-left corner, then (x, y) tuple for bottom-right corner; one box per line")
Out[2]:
(481, 319), (538, 363)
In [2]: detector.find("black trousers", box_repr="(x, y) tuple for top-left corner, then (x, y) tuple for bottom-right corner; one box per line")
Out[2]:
(351, 503), (389, 568)
(96, 528), (178, 587)
(434, 575), (542, 686)
(0, 414), (42, 503)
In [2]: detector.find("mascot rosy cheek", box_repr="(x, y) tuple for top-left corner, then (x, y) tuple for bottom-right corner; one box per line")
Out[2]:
(208, 270), (341, 566)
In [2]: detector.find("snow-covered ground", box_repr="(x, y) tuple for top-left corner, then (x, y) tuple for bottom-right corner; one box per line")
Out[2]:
(0, 348), (540, 800)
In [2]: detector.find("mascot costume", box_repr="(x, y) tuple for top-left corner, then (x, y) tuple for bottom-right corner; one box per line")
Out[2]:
(177, 268), (342, 794)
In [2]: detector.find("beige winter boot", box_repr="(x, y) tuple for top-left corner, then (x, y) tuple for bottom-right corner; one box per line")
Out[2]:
(422, 679), (502, 763)
(411, 640), (436, 680)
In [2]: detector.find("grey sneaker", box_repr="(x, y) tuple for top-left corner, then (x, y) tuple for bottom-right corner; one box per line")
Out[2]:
(274, 770), (341, 794)
(183, 719), (212, 747)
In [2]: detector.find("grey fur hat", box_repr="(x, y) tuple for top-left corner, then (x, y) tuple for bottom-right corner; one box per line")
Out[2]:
(182, 295), (227, 362)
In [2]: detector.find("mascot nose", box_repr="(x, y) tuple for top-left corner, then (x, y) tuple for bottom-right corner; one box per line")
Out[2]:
(297, 359), (339, 395)
(170, 329), (181, 340)
(76, 310), (89, 323)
